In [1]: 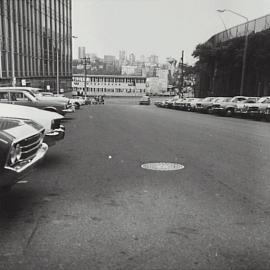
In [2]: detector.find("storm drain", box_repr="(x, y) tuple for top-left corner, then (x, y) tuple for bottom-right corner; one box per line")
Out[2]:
(141, 162), (184, 171)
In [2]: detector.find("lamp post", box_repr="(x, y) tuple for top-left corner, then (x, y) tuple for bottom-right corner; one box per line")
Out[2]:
(0, 35), (2, 78)
(217, 9), (249, 96)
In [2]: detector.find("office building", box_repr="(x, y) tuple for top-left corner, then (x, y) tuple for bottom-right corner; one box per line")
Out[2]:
(72, 74), (146, 97)
(78, 46), (86, 60)
(0, 0), (72, 91)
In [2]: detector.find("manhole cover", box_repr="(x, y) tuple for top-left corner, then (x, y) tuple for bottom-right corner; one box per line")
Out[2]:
(141, 162), (184, 171)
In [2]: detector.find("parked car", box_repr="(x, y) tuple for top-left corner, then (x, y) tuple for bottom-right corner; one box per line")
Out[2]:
(195, 97), (216, 113)
(164, 96), (180, 108)
(234, 97), (260, 116)
(23, 88), (75, 112)
(0, 117), (48, 190)
(241, 96), (270, 119)
(139, 95), (150, 105)
(212, 96), (250, 116)
(70, 96), (86, 108)
(174, 98), (198, 111)
(210, 97), (233, 113)
(187, 98), (203, 111)
(154, 99), (168, 108)
(0, 87), (72, 115)
(0, 103), (65, 146)
(173, 98), (186, 110)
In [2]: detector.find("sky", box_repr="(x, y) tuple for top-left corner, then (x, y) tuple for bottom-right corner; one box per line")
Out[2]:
(72, 0), (270, 64)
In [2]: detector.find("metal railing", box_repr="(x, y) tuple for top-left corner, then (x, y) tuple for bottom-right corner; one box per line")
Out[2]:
(209, 13), (270, 45)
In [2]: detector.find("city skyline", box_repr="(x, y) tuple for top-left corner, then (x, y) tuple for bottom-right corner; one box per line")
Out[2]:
(72, 0), (270, 64)
(76, 47), (161, 64)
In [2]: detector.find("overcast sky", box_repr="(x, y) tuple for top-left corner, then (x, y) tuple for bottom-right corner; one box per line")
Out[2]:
(72, 0), (270, 64)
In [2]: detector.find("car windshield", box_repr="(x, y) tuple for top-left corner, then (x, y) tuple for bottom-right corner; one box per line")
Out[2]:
(258, 97), (270, 103)
(24, 92), (37, 102)
(203, 97), (214, 102)
(231, 97), (246, 103)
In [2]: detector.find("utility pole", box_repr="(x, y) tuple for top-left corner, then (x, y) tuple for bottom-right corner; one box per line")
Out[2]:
(180, 50), (184, 97)
(56, 47), (59, 94)
(0, 35), (2, 78)
(80, 57), (90, 98)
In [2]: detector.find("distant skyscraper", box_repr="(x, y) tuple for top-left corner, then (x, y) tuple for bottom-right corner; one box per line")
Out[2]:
(129, 53), (136, 65)
(119, 50), (126, 64)
(104, 55), (116, 65)
(78, 47), (86, 59)
(149, 55), (159, 65)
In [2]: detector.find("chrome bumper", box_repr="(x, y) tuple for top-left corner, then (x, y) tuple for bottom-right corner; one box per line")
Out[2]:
(44, 126), (65, 146)
(63, 106), (75, 113)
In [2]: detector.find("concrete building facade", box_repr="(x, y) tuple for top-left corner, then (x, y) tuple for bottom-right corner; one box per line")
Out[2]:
(72, 74), (146, 96)
(78, 46), (86, 59)
(0, 0), (73, 91)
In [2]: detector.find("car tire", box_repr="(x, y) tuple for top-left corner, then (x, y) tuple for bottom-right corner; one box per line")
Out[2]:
(206, 107), (212, 114)
(225, 108), (234, 117)
(75, 103), (80, 109)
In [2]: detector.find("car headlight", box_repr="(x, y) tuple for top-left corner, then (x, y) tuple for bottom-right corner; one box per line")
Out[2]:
(15, 144), (22, 161)
(9, 145), (17, 165)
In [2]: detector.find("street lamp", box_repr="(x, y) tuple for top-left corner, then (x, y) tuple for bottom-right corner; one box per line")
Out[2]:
(217, 9), (249, 96)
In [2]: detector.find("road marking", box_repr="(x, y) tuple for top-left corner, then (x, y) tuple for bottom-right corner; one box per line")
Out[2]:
(141, 162), (184, 171)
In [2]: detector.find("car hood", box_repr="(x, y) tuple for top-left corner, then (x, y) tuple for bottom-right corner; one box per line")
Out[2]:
(36, 95), (69, 103)
(0, 118), (43, 141)
(0, 104), (63, 132)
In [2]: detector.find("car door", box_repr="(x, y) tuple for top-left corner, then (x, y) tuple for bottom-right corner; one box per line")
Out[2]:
(9, 91), (33, 107)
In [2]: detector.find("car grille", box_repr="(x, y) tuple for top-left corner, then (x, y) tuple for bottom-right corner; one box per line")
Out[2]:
(212, 104), (220, 108)
(19, 132), (44, 161)
(248, 107), (258, 111)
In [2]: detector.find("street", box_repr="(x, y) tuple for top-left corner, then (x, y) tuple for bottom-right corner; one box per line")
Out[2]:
(1, 98), (270, 270)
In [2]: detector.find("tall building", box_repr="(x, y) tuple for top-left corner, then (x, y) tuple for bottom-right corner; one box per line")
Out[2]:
(119, 50), (126, 64)
(128, 53), (136, 65)
(149, 55), (159, 65)
(104, 55), (116, 65)
(78, 46), (86, 60)
(0, 0), (73, 91)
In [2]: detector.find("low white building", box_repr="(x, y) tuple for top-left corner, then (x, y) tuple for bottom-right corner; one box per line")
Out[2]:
(146, 69), (168, 95)
(72, 75), (146, 97)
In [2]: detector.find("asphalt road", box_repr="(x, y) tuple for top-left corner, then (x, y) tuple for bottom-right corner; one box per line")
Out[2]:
(1, 98), (270, 270)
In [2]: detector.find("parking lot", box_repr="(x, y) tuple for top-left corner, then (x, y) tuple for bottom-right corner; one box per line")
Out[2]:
(1, 98), (270, 270)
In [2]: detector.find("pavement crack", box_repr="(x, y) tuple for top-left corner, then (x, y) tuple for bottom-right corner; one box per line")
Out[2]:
(25, 214), (43, 249)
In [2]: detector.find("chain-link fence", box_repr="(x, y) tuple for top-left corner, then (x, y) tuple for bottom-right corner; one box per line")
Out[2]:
(209, 14), (270, 45)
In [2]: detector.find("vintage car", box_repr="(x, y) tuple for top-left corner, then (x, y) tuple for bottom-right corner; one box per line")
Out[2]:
(0, 103), (65, 146)
(154, 100), (167, 107)
(164, 96), (180, 108)
(241, 96), (270, 119)
(71, 96), (86, 106)
(172, 98), (185, 110)
(20, 87), (75, 112)
(187, 98), (203, 111)
(212, 96), (249, 116)
(0, 87), (72, 115)
(210, 97), (233, 113)
(195, 97), (217, 113)
(139, 96), (150, 105)
(233, 97), (260, 116)
(0, 117), (48, 189)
